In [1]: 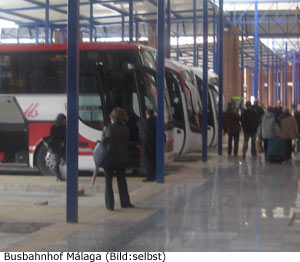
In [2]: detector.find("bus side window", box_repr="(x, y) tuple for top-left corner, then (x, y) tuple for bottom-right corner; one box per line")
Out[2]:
(132, 92), (140, 117)
(165, 70), (184, 125)
(184, 85), (199, 130)
(79, 74), (104, 130)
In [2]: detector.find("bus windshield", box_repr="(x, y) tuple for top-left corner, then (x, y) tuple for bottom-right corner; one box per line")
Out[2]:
(0, 48), (158, 132)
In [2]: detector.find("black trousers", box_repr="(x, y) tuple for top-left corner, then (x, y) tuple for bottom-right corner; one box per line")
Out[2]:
(285, 139), (292, 160)
(142, 142), (156, 180)
(103, 167), (131, 210)
(227, 132), (239, 156)
(263, 139), (268, 161)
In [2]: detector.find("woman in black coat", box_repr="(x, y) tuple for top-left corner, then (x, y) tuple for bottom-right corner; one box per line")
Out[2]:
(102, 107), (134, 210)
(49, 113), (66, 181)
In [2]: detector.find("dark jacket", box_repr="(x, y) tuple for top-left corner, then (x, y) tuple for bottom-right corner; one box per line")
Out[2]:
(294, 111), (300, 131)
(102, 121), (129, 167)
(49, 124), (66, 154)
(274, 106), (283, 118)
(252, 104), (264, 123)
(280, 112), (299, 140)
(241, 108), (259, 134)
(138, 116), (157, 145)
(223, 109), (241, 134)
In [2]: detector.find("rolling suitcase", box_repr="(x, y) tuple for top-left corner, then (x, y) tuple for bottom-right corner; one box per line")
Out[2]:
(267, 137), (286, 163)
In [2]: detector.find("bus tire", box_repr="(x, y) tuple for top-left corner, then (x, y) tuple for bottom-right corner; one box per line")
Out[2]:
(36, 144), (55, 176)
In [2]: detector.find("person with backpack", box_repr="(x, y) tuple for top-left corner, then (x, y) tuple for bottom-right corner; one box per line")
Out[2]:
(102, 107), (134, 211)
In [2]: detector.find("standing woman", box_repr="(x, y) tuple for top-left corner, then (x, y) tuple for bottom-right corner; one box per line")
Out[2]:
(49, 113), (66, 181)
(102, 107), (134, 211)
(280, 107), (299, 161)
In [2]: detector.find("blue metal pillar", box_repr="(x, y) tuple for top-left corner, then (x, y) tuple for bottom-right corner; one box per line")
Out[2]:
(122, 16), (125, 41)
(241, 23), (244, 98)
(267, 51), (270, 105)
(167, 0), (171, 59)
(271, 53), (274, 106)
(157, 0), (165, 183)
(135, 21), (139, 43)
(129, 0), (133, 42)
(67, 0), (79, 223)
(193, 0), (197, 67)
(50, 28), (53, 43)
(35, 24), (38, 44)
(213, 7), (217, 73)
(293, 51), (297, 108)
(285, 42), (288, 106)
(271, 53), (274, 105)
(45, 0), (49, 43)
(259, 45), (263, 103)
(89, 1), (94, 42)
(217, 0), (224, 156)
(202, 0), (208, 162)
(253, 0), (259, 99)
(276, 60), (280, 101)
(258, 45), (264, 103)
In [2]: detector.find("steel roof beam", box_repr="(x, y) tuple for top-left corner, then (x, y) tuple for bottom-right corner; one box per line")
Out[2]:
(226, 18), (300, 24)
(267, 14), (299, 50)
(0, 4), (66, 12)
(23, 0), (67, 15)
(235, 3), (252, 24)
(224, 0), (300, 3)
(258, 3), (275, 23)
(90, 0), (129, 16)
(0, 11), (43, 23)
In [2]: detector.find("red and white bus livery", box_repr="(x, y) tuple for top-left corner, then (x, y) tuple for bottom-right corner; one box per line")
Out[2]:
(0, 43), (174, 175)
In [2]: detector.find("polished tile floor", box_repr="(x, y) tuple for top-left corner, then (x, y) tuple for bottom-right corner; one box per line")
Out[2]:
(43, 156), (300, 251)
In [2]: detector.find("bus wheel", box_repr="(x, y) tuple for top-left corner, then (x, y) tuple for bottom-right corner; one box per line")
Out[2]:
(36, 144), (55, 176)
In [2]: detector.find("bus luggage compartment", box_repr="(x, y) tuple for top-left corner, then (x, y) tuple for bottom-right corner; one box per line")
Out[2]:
(0, 96), (28, 164)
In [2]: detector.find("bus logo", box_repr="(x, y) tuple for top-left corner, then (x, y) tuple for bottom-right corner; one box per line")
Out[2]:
(24, 103), (39, 119)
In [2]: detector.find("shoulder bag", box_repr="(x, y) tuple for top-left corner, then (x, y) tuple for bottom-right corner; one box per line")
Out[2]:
(255, 137), (264, 153)
(93, 126), (115, 169)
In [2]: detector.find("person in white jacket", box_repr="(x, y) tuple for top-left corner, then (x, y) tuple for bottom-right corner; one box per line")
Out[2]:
(257, 106), (281, 161)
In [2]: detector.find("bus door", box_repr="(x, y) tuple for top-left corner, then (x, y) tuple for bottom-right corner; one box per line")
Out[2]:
(208, 85), (218, 147)
(95, 62), (141, 169)
(78, 73), (106, 170)
(183, 82), (202, 153)
(132, 64), (174, 164)
(0, 96), (28, 164)
(194, 75), (216, 147)
(165, 69), (185, 154)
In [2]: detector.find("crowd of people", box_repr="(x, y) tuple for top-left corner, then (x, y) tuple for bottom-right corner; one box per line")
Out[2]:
(223, 99), (300, 162)
(48, 106), (157, 211)
(49, 99), (300, 211)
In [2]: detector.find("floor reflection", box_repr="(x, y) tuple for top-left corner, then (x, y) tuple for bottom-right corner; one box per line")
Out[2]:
(43, 157), (300, 251)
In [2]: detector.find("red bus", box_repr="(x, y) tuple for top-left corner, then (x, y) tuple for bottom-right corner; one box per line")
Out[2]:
(0, 43), (174, 176)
